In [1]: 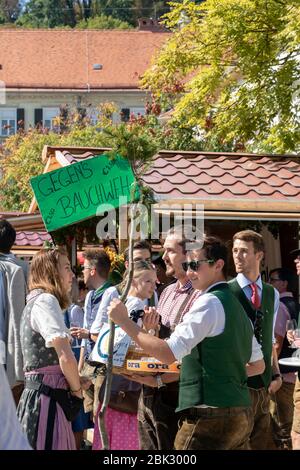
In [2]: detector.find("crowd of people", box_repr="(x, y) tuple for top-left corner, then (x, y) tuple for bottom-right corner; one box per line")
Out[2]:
(1, 218), (300, 451)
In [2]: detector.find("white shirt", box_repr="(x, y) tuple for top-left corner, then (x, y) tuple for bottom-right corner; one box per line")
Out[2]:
(236, 273), (279, 342)
(167, 282), (263, 363)
(89, 286), (119, 334)
(140, 291), (159, 308)
(30, 293), (72, 348)
(0, 352), (31, 450)
(125, 296), (146, 313)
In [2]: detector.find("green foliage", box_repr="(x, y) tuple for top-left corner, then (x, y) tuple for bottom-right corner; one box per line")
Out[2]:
(17, 0), (67, 28)
(8, 1), (171, 29)
(0, 99), (214, 214)
(76, 14), (132, 30)
(0, 0), (20, 23)
(0, 132), (60, 211)
(142, 0), (300, 153)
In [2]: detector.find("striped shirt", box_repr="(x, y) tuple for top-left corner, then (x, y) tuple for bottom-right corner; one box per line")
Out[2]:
(158, 279), (202, 328)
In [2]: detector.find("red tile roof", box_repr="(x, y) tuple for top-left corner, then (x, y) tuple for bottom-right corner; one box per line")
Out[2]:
(0, 29), (169, 90)
(29, 146), (300, 217)
(15, 231), (51, 246)
(141, 151), (300, 212)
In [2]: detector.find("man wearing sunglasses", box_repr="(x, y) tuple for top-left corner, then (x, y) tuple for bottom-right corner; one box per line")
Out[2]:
(229, 230), (280, 450)
(108, 236), (265, 450)
(124, 228), (201, 450)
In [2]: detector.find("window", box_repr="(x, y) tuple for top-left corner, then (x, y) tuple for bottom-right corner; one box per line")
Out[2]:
(120, 107), (145, 122)
(87, 108), (99, 126)
(0, 108), (16, 136)
(43, 107), (60, 131)
(130, 107), (146, 117)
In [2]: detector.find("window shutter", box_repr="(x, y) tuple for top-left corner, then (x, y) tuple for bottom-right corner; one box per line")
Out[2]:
(120, 108), (130, 122)
(17, 108), (25, 130)
(34, 108), (43, 127)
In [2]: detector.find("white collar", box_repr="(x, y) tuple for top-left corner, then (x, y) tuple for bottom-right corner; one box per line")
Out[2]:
(236, 273), (262, 290)
(205, 281), (227, 294)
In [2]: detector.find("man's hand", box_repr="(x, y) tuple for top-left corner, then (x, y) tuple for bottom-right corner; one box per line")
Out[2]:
(108, 299), (128, 325)
(268, 376), (283, 395)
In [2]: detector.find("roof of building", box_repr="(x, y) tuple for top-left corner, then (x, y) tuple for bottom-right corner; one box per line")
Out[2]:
(27, 146), (300, 221)
(0, 29), (169, 90)
(15, 230), (51, 246)
(142, 150), (300, 214)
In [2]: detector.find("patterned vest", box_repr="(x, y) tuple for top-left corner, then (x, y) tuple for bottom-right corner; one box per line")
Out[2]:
(177, 283), (252, 412)
(21, 295), (59, 372)
(228, 279), (274, 389)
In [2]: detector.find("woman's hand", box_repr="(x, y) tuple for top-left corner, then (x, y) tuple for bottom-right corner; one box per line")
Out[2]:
(80, 376), (92, 390)
(70, 327), (89, 339)
(143, 307), (160, 333)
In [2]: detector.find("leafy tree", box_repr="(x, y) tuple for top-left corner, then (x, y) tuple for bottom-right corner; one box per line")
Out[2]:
(15, 0), (171, 29)
(17, 0), (66, 28)
(76, 14), (132, 30)
(142, 0), (300, 153)
(0, 103), (202, 211)
(0, 0), (20, 23)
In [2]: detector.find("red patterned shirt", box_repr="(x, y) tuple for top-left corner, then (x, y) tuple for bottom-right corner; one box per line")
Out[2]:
(158, 280), (202, 328)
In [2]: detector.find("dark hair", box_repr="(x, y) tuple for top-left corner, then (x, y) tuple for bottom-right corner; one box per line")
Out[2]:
(202, 236), (228, 277)
(123, 240), (152, 262)
(233, 230), (265, 253)
(83, 249), (111, 278)
(166, 226), (197, 254)
(269, 267), (295, 291)
(78, 280), (87, 291)
(0, 220), (16, 253)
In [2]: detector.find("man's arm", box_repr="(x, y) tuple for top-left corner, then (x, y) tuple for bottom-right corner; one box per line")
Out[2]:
(268, 345), (282, 394)
(109, 300), (176, 364)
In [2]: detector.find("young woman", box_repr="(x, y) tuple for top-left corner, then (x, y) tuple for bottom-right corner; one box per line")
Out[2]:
(17, 247), (84, 450)
(92, 260), (158, 451)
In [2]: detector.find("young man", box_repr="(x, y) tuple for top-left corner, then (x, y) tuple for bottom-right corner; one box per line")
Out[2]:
(75, 249), (118, 370)
(125, 227), (201, 450)
(124, 240), (152, 268)
(108, 236), (264, 450)
(229, 230), (281, 450)
(73, 249), (118, 417)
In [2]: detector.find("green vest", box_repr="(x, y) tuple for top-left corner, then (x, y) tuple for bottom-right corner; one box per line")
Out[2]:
(228, 278), (274, 389)
(177, 283), (252, 412)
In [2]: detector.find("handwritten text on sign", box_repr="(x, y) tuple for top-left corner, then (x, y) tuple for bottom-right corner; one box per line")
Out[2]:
(30, 155), (136, 232)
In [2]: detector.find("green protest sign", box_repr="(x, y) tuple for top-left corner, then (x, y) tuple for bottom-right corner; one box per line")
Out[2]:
(31, 154), (137, 232)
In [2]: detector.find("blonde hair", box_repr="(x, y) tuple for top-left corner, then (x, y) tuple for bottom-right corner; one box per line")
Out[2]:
(119, 260), (156, 292)
(29, 247), (70, 309)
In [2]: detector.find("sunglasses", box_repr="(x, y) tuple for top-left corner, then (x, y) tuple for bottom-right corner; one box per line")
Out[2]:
(182, 259), (215, 272)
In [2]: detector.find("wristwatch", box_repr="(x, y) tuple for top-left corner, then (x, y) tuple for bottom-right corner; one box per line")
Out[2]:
(148, 328), (156, 336)
(156, 374), (166, 389)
